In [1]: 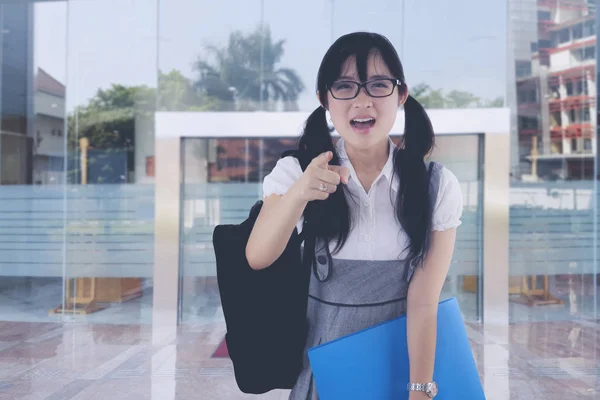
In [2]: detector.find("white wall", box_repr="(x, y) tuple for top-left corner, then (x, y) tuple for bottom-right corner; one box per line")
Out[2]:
(531, 57), (540, 76)
(34, 91), (64, 120)
(549, 49), (572, 70)
(554, 8), (584, 24)
(34, 115), (64, 157)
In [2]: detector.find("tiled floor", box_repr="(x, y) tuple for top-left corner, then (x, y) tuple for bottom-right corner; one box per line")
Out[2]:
(2, 276), (600, 399)
(0, 319), (598, 400)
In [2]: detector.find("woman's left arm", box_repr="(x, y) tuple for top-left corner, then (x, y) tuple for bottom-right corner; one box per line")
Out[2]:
(406, 227), (458, 399)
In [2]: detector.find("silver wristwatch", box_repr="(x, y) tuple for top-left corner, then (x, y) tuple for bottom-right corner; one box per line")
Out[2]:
(407, 381), (438, 398)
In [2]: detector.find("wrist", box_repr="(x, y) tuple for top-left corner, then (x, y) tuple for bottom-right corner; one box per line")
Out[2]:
(287, 181), (310, 206)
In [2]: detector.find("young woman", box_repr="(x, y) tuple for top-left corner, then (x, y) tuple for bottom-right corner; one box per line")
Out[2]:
(245, 32), (463, 400)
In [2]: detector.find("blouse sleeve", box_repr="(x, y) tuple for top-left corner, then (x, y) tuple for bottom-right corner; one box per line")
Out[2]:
(432, 166), (464, 231)
(262, 156), (305, 234)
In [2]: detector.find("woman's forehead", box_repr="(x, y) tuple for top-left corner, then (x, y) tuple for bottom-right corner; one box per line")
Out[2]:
(339, 53), (392, 79)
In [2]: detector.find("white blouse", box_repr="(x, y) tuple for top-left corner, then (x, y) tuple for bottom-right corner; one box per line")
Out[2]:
(262, 137), (464, 261)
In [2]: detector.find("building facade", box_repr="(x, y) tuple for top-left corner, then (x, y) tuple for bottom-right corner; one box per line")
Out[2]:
(0, 0), (596, 330)
(515, 0), (597, 180)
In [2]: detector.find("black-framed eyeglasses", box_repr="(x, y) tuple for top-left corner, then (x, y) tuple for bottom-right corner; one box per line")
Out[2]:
(327, 78), (402, 100)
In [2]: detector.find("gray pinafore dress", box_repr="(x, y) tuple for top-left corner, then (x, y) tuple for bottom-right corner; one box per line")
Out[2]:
(288, 162), (442, 400)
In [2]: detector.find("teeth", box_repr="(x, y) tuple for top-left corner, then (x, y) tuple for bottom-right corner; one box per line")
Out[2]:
(353, 118), (374, 123)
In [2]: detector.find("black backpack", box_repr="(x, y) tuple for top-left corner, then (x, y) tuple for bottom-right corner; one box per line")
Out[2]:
(212, 151), (315, 394)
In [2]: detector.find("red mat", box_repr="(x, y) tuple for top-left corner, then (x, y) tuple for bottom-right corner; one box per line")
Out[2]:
(211, 337), (229, 358)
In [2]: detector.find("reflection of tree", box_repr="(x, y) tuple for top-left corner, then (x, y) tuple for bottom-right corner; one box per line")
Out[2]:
(412, 84), (446, 108)
(484, 97), (504, 107)
(158, 70), (221, 111)
(67, 84), (142, 184)
(193, 25), (305, 111)
(68, 70), (210, 183)
(411, 83), (504, 108)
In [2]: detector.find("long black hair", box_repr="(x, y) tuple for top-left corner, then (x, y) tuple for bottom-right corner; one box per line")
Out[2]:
(298, 32), (435, 264)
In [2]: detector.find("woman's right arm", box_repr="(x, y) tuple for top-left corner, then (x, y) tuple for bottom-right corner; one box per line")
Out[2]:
(245, 151), (349, 270)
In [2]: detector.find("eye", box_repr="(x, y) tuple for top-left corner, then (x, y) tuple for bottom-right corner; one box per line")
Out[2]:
(372, 80), (391, 88)
(332, 82), (354, 90)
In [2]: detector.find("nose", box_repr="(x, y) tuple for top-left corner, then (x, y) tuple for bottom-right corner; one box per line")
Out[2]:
(352, 86), (373, 108)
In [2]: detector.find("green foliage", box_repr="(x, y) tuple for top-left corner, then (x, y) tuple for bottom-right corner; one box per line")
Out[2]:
(411, 84), (504, 109)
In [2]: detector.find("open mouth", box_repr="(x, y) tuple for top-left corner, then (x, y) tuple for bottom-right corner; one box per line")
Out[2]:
(350, 118), (376, 130)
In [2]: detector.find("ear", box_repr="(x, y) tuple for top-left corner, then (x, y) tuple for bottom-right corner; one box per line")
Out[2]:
(317, 91), (327, 110)
(398, 84), (409, 106)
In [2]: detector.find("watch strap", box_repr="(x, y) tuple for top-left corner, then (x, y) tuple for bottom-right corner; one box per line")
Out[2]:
(407, 382), (428, 392)
(408, 382), (437, 398)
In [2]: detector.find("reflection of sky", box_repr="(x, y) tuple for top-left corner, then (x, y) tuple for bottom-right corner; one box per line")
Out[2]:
(34, 0), (506, 112)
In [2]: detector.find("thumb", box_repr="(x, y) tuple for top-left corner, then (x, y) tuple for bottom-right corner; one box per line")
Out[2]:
(312, 151), (332, 168)
(330, 165), (351, 184)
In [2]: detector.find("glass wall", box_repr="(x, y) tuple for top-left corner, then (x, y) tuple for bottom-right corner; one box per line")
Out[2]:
(0, 2), (54, 322)
(3, 0), (597, 329)
(508, 0), (599, 322)
(63, 0), (157, 324)
(160, 0), (506, 324)
(0, 0), (157, 324)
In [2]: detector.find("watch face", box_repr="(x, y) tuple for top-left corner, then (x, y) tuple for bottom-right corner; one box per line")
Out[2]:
(426, 382), (438, 397)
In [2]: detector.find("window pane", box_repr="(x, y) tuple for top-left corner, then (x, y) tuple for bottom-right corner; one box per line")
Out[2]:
(62, 0), (157, 323)
(510, 1), (598, 322)
(0, 2), (67, 322)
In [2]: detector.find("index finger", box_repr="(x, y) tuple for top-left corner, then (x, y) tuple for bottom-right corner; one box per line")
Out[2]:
(311, 151), (332, 168)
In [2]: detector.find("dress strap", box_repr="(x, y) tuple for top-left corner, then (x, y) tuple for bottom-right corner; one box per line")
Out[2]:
(312, 238), (333, 282)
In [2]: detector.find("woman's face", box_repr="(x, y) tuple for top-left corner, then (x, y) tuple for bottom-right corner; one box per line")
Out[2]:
(324, 52), (408, 152)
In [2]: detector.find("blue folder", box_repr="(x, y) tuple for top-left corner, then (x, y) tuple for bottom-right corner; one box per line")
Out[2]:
(307, 297), (485, 399)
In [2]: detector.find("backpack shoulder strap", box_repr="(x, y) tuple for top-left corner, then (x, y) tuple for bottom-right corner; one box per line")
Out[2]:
(428, 160), (435, 178)
(427, 161), (443, 207)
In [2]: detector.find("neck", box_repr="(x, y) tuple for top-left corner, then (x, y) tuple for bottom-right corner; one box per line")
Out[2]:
(344, 138), (390, 176)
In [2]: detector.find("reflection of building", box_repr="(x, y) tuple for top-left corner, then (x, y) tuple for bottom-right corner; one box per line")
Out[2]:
(0, 6), (65, 185)
(34, 68), (65, 184)
(0, 4), (34, 185)
(209, 138), (296, 182)
(515, 0), (596, 180)
(509, 0), (539, 177)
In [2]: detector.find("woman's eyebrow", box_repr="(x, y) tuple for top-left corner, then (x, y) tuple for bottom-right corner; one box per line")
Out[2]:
(335, 74), (392, 81)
